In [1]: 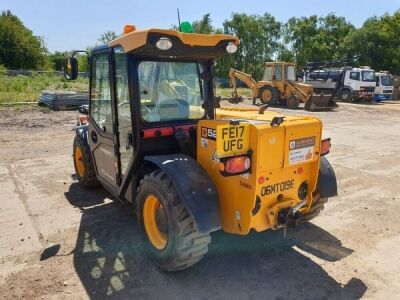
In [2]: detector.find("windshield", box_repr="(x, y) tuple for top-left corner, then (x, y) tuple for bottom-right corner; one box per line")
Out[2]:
(138, 61), (205, 122)
(285, 65), (296, 81)
(381, 75), (393, 86)
(263, 66), (273, 81)
(362, 71), (375, 82)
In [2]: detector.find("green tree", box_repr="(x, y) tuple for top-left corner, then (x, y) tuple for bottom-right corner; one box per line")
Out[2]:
(0, 10), (49, 70)
(192, 13), (213, 34)
(283, 14), (354, 67)
(48, 51), (69, 71)
(98, 31), (118, 44)
(340, 11), (400, 74)
(217, 13), (282, 79)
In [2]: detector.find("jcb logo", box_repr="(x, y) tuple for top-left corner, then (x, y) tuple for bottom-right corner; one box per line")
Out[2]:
(201, 127), (216, 140)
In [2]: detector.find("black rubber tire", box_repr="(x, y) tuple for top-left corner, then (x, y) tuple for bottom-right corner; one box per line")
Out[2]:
(339, 89), (352, 102)
(73, 134), (100, 188)
(299, 193), (328, 223)
(287, 95), (300, 109)
(259, 86), (279, 105)
(304, 99), (312, 111)
(137, 170), (211, 272)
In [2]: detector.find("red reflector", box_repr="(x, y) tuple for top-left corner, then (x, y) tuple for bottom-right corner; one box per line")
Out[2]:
(224, 156), (251, 174)
(142, 125), (196, 139)
(297, 167), (303, 175)
(142, 127), (174, 139)
(258, 176), (265, 184)
(321, 138), (331, 156)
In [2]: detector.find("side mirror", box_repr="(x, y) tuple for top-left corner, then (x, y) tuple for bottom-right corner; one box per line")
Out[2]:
(64, 57), (78, 80)
(78, 105), (89, 115)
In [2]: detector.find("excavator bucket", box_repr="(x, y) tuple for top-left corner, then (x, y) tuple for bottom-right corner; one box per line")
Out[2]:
(227, 91), (243, 104)
(305, 94), (338, 111)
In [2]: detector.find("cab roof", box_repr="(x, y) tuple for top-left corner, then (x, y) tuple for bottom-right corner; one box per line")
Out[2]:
(107, 28), (239, 59)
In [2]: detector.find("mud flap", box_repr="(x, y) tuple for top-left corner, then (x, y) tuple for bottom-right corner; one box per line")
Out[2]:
(76, 124), (89, 143)
(318, 156), (338, 198)
(305, 94), (338, 111)
(144, 154), (221, 233)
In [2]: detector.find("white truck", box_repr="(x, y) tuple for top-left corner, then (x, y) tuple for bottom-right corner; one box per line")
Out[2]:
(374, 71), (394, 101)
(303, 64), (376, 101)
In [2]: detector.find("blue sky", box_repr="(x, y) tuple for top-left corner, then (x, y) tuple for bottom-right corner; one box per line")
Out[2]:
(2, 0), (400, 52)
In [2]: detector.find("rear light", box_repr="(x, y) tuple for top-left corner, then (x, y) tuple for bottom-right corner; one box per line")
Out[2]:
(219, 155), (251, 176)
(226, 42), (238, 54)
(156, 37), (173, 51)
(78, 115), (88, 125)
(321, 138), (331, 156)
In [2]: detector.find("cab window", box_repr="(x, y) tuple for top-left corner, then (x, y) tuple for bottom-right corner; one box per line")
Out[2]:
(285, 65), (296, 81)
(274, 65), (282, 80)
(138, 61), (205, 122)
(263, 66), (273, 81)
(349, 72), (360, 81)
(114, 47), (131, 175)
(90, 54), (113, 133)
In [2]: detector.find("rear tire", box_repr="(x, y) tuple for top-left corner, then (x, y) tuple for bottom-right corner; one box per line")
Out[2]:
(260, 86), (279, 105)
(137, 170), (211, 271)
(73, 134), (100, 188)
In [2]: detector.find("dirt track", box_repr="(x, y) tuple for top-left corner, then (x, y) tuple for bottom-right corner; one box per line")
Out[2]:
(0, 101), (400, 299)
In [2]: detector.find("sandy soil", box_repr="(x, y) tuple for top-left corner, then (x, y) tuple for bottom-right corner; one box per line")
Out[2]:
(0, 101), (399, 299)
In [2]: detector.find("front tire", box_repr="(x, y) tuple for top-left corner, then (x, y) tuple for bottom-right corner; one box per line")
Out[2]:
(137, 170), (211, 271)
(339, 89), (352, 102)
(73, 134), (99, 188)
(287, 95), (300, 109)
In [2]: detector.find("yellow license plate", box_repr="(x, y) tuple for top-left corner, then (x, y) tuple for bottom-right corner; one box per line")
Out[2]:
(216, 124), (250, 157)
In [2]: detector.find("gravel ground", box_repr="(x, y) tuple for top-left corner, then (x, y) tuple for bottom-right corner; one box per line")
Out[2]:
(0, 101), (400, 299)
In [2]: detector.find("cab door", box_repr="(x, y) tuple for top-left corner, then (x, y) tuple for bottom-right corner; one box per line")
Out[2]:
(88, 51), (118, 190)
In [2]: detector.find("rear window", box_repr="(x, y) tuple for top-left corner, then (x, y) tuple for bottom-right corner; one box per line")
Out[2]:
(138, 61), (205, 122)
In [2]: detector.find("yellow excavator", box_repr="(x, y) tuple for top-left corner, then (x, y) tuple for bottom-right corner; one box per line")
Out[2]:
(229, 62), (337, 111)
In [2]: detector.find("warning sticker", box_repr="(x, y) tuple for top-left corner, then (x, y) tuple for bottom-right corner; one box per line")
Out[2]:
(289, 137), (315, 164)
(201, 138), (208, 148)
(212, 150), (220, 162)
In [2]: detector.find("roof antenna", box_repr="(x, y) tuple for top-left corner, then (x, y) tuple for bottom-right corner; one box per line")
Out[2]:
(177, 8), (181, 31)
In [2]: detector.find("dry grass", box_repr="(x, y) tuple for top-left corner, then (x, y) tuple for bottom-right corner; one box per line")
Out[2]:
(215, 87), (253, 98)
(0, 73), (88, 104)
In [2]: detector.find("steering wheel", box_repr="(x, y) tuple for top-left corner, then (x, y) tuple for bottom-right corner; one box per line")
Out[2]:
(141, 104), (151, 116)
(118, 101), (131, 119)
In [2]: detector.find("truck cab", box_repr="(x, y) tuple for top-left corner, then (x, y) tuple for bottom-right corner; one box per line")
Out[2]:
(374, 71), (394, 101)
(342, 67), (376, 101)
(303, 64), (376, 102)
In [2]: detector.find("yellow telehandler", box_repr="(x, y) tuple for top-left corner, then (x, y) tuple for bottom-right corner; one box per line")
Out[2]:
(229, 62), (337, 111)
(65, 23), (337, 271)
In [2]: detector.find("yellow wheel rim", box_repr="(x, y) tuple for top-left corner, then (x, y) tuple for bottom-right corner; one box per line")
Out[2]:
(143, 195), (168, 250)
(262, 89), (272, 102)
(74, 146), (85, 177)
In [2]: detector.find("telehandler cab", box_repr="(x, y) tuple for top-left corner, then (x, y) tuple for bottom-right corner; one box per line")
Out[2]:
(65, 24), (337, 271)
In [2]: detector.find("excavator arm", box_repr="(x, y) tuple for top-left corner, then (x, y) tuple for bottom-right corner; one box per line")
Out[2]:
(286, 82), (312, 102)
(229, 68), (257, 98)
